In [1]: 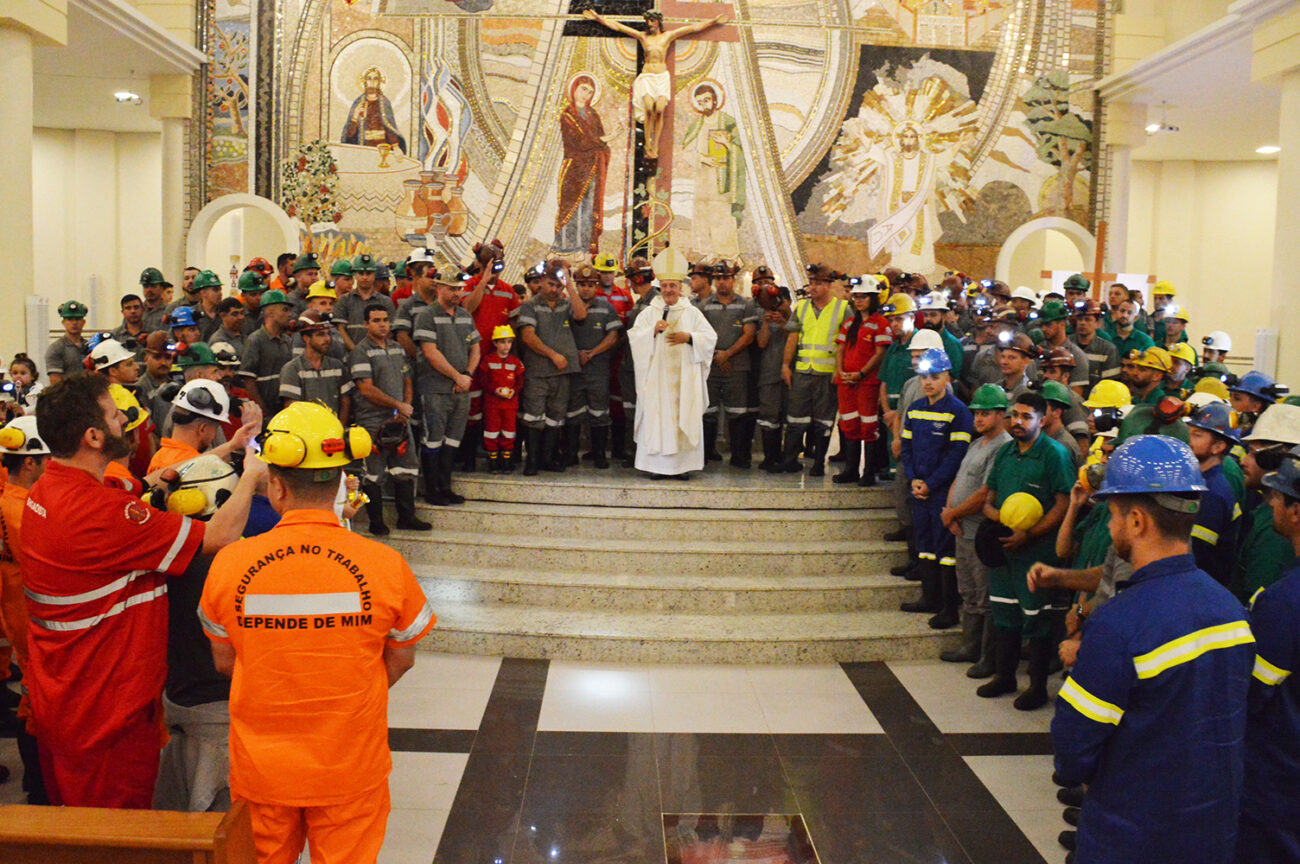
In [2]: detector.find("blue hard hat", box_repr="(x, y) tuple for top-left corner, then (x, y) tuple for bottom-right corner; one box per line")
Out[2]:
(1233, 371), (1280, 404)
(167, 306), (199, 328)
(1092, 434), (1207, 508)
(916, 347), (952, 374)
(1261, 445), (1300, 500)
(1186, 402), (1240, 441)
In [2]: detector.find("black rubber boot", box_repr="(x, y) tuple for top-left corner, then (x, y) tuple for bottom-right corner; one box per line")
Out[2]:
(438, 447), (466, 505)
(942, 612), (982, 663)
(486, 451), (500, 474)
(976, 629), (1021, 697)
(833, 439), (861, 484)
(728, 417), (754, 468)
(562, 423), (581, 467)
(807, 427), (829, 477)
(421, 449), (443, 503)
(542, 426), (565, 472)
(928, 565), (961, 629)
(778, 428), (805, 473)
(590, 426), (610, 469)
(703, 416), (722, 461)
(458, 425), (479, 472)
(523, 428), (542, 476)
(966, 615), (998, 679)
(900, 560), (942, 613)
(362, 482), (388, 536)
(759, 428), (783, 472)
(610, 416), (627, 460)
(1014, 638), (1052, 711)
(857, 440), (878, 487)
(394, 480), (432, 531)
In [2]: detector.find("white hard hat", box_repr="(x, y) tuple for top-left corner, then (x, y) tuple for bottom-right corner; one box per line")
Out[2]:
(1202, 330), (1232, 352)
(1011, 286), (1039, 307)
(172, 379), (230, 423)
(1245, 404), (1300, 445)
(908, 329), (945, 352)
(0, 415), (50, 455)
(209, 342), (240, 367)
(168, 454), (239, 517)
(1040, 287), (1064, 301)
(406, 248), (437, 266)
(90, 338), (135, 371)
(850, 275), (881, 295)
(1185, 391), (1226, 411)
(919, 294), (950, 312)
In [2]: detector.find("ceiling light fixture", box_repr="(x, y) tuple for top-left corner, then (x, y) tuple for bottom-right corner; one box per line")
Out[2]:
(1146, 102), (1179, 136)
(1256, 145), (1281, 155)
(114, 90), (142, 105)
(1145, 123), (1161, 133)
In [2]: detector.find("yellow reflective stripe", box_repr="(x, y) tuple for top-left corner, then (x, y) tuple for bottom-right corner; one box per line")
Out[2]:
(1232, 503), (1242, 522)
(909, 410), (956, 422)
(1059, 677), (1124, 725)
(1252, 654), (1291, 687)
(1132, 622), (1255, 680)
(794, 299), (847, 372)
(900, 429), (913, 439)
(950, 431), (971, 443)
(1248, 587), (1265, 610)
(1190, 524), (1219, 545)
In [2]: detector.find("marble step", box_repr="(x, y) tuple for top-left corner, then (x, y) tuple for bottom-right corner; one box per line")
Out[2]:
(402, 500), (897, 542)
(390, 531), (905, 577)
(445, 471), (894, 510)
(414, 567), (918, 613)
(416, 601), (961, 664)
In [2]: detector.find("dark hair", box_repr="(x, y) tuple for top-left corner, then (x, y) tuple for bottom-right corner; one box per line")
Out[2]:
(643, 10), (664, 26)
(10, 353), (37, 380)
(184, 266), (200, 274)
(1, 452), (45, 473)
(843, 294), (879, 345)
(120, 293), (143, 308)
(277, 253), (296, 268)
(35, 373), (112, 458)
(218, 297), (245, 316)
(1113, 494), (1198, 541)
(270, 465), (341, 498)
(364, 303), (390, 322)
(407, 260), (431, 279)
(694, 83), (718, 102)
(1013, 392), (1047, 416)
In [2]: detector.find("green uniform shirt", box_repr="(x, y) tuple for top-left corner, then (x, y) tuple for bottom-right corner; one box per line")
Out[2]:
(1234, 498), (1295, 602)
(937, 328), (965, 379)
(987, 433), (1076, 562)
(1111, 328), (1155, 361)
(1221, 456), (1246, 507)
(1136, 385), (1167, 406)
(880, 341), (913, 410)
(1074, 503), (1113, 571)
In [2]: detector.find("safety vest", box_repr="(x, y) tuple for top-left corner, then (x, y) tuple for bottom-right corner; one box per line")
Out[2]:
(794, 297), (849, 374)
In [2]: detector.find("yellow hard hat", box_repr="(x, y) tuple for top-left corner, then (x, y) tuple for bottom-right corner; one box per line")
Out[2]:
(1078, 449), (1107, 493)
(1194, 376), (1231, 401)
(1000, 492), (1044, 532)
(883, 293), (916, 316)
(592, 253), (619, 273)
(259, 401), (372, 470)
(1153, 280), (1176, 296)
(1083, 379), (1133, 409)
(1165, 304), (1190, 323)
(1167, 342), (1196, 366)
(491, 324), (516, 341)
(1129, 346), (1172, 373)
(305, 280), (337, 301)
(109, 383), (150, 433)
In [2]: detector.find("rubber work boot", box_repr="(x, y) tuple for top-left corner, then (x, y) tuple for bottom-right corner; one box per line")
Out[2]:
(610, 417), (627, 460)
(728, 417), (754, 468)
(966, 615), (997, 679)
(941, 612), (981, 663)
(421, 448), (443, 504)
(437, 446), (466, 505)
(807, 428), (830, 477)
(362, 482), (388, 536)
(499, 448), (516, 474)
(590, 426), (610, 469)
(523, 428), (542, 476)
(1014, 638), (1052, 711)
(703, 416), (722, 461)
(759, 429), (783, 472)
(458, 425), (479, 472)
(900, 560), (942, 613)
(928, 565), (960, 629)
(563, 423), (582, 467)
(857, 440), (878, 487)
(541, 426), (565, 472)
(778, 428), (805, 473)
(976, 628), (1021, 697)
(394, 480), (432, 530)
(833, 438), (861, 484)
(486, 451), (500, 474)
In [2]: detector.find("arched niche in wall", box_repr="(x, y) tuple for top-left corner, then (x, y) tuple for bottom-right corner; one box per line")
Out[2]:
(995, 217), (1096, 287)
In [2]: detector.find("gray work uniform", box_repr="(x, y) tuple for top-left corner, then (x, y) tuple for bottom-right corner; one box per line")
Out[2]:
(348, 336), (418, 482)
(142, 304), (168, 332)
(968, 344), (1005, 389)
(412, 303), (479, 449)
(701, 295), (760, 419)
(198, 310), (222, 342)
(238, 327), (294, 408)
(618, 298), (651, 417)
(1051, 426), (1084, 467)
(291, 330), (348, 362)
(567, 296), (622, 428)
(1058, 387), (1089, 438)
(1071, 334), (1121, 389)
(756, 316), (789, 431)
(44, 336), (86, 379)
(163, 297), (198, 318)
(517, 295), (581, 430)
(111, 324), (149, 364)
(1042, 339), (1090, 389)
(209, 326), (246, 359)
(335, 292), (396, 348)
(948, 430), (1011, 616)
(278, 354), (354, 415)
(783, 298), (851, 432)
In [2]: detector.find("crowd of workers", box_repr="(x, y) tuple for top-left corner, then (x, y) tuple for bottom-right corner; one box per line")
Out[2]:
(0, 247), (1297, 864)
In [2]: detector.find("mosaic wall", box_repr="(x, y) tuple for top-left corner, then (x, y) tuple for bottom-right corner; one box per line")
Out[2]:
(199, 0), (1105, 281)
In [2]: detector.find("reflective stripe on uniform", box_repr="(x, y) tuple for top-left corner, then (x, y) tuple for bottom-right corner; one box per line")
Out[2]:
(1059, 677), (1124, 725)
(793, 298), (848, 374)
(1190, 524), (1219, 545)
(26, 569), (147, 606)
(30, 584), (168, 632)
(243, 592), (362, 616)
(1132, 621), (1255, 680)
(198, 604), (227, 639)
(950, 431), (971, 443)
(389, 603), (435, 642)
(909, 410), (955, 423)
(1252, 654), (1291, 686)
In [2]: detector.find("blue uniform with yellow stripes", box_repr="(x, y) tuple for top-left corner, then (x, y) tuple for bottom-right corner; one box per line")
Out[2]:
(1052, 553), (1254, 864)
(1192, 462), (1240, 586)
(900, 392), (972, 566)
(1237, 564), (1300, 863)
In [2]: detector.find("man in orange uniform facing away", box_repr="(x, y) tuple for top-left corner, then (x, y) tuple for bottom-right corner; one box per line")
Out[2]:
(199, 401), (436, 863)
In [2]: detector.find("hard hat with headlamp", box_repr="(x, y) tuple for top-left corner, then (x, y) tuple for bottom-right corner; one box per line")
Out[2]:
(1010, 286), (1039, 308)
(172, 379), (230, 423)
(165, 453), (239, 517)
(916, 348), (952, 374)
(882, 294), (916, 317)
(89, 338), (136, 372)
(1202, 331), (1232, 353)
(1232, 371), (1289, 405)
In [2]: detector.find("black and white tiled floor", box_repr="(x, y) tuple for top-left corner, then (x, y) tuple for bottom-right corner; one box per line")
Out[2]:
(0, 655), (1068, 863)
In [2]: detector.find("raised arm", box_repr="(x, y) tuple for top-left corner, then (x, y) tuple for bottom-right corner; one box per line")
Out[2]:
(582, 9), (643, 40)
(667, 14), (728, 42)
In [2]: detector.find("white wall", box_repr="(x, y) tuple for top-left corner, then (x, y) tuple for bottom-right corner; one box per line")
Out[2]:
(1125, 159), (1277, 368)
(33, 128), (162, 335)
(1007, 228), (1086, 292)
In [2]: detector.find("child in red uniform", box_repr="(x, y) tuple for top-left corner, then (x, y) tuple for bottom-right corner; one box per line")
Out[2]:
(834, 276), (892, 486)
(481, 325), (524, 473)
(459, 241), (520, 472)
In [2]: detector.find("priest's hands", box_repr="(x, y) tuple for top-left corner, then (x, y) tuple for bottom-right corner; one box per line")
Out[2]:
(666, 332), (691, 346)
(654, 320), (670, 335)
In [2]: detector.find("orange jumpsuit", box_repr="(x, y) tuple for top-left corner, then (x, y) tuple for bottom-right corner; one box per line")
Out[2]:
(0, 481), (31, 687)
(148, 437), (202, 474)
(199, 508), (435, 863)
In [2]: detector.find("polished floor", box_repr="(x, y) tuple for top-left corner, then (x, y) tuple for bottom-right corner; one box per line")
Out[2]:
(0, 655), (1067, 864)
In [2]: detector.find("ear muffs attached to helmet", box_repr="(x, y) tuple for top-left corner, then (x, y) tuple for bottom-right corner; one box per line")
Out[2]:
(166, 488), (208, 516)
(258, 424), (373, 467)
(0, 427), (25, 450)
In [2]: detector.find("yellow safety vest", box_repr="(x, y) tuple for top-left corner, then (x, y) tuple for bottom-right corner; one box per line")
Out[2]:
(794, 297), (850, 374)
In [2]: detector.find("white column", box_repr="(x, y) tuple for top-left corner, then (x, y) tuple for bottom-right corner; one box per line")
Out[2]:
(161, 116), (186, 282)
(0, 26), (35, 354)
(1107, 146), (1131, 272)
(1269, 70), (1300, 382)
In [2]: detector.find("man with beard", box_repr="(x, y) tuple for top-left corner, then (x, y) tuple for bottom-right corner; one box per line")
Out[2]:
(683, 83), (744, 259)
(1070, 299), (1121, 389)
(1036, 301), (1089, 394)
(779, 264), (851, 475)
(139, 268), (171, 331)
(20, 373), (262, 807)
(916, 295), (964, 375)
(518, 260), (587, 475)
(1233, 405), (1300, 601)
(699, 260), (758, 466)
(1107, 298), (1155, 361)
(1121, 346), (1171, 406)
(1185, 402), (1242, 586)
(341, 66), (406, 153)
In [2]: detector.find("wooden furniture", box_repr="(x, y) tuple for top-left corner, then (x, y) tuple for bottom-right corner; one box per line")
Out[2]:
(0, 799), (255, 863)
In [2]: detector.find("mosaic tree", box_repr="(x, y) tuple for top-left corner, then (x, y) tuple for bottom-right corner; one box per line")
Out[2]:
(1023, 70), (1093, 215)
(211, 22), (250, 138)
(281, 140), (343, 227)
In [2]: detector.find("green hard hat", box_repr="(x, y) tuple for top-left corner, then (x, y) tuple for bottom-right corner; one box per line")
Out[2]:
(329, 259), (353, 278)
(58, 300), (88, 320)
(176, 342), (218, 368)
(1283, 396), (1300, 408)
(237, 270), (266, 292)
(969, 383), (1009, 411)
(1028, 328), (1045, 344)
(351, 253), (377, 272)
(259, 288), (292, 308)
(391, 260), (407, 278)
(291, 253), (320, 274)
(139, 266), (167, 286)
(193, 269), (223, 291)
(1199, 362), (1230, 377)
(1038, 300), (1070, 324)
(1039, 380), (1074, 408)
(1063, 273), (1090, 292)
